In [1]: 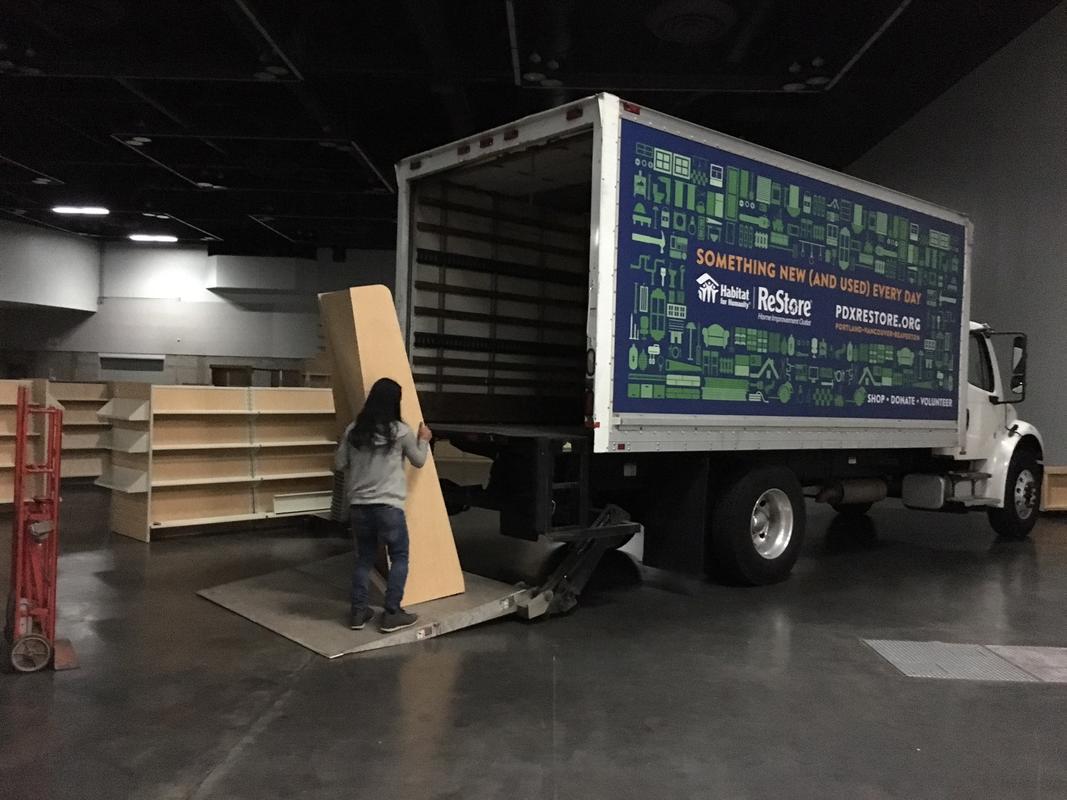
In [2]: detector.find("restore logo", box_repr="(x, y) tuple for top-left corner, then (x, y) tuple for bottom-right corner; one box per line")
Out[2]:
(756, 286), (812, 319)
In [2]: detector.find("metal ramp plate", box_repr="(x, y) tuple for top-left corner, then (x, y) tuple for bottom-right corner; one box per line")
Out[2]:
(199, 553), (523, 658)
(864, 639), (1067, 683)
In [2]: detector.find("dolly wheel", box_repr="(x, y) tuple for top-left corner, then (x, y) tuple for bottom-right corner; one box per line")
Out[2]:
(11, 634), (52, 673)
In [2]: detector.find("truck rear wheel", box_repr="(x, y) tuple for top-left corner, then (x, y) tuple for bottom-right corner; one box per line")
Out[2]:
(988, 445), (1042, 540)
(709, 465), (805, 585)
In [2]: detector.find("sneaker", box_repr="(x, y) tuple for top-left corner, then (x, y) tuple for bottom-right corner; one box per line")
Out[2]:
(379, 608), (418, 633)
(348, 607), (374, 630)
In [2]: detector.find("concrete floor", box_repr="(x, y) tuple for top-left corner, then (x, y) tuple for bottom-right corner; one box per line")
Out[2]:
(2, 484), (1067, 799)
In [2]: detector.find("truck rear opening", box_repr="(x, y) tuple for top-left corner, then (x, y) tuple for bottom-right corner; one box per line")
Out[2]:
(406, 129), (594, 426)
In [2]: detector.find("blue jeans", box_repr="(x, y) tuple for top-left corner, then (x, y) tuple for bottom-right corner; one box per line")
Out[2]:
(350, 504), (410, 613)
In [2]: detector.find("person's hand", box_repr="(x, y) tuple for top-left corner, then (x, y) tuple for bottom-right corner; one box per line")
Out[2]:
(418, 422), (433, 443)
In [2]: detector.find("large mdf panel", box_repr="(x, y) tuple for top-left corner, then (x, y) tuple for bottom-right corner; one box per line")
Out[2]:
(319, 285), (465, 606)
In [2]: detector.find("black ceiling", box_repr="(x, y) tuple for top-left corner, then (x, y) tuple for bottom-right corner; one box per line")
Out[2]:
(0, 0), (1058, 255)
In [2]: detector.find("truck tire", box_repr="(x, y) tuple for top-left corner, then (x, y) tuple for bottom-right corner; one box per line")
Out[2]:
(988, 445), (1042, 540)
(831, 502), (873, 517)
(709, 465), (805, 585)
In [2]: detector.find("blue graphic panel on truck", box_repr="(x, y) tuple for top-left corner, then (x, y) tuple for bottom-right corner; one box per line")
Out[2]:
(614, 119), (964, 421)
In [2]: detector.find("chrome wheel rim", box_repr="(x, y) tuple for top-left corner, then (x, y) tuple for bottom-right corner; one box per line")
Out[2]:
(750, 488), (794, 559)
(1014, 469), (1037, 520)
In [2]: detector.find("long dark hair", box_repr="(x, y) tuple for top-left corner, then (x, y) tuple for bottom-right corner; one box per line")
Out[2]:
(348, 378), (402, 450)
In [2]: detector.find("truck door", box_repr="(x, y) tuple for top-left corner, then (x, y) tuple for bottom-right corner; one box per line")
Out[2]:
(965, 331), (998, 459)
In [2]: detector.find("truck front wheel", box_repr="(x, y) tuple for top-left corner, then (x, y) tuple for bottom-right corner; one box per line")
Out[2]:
(988, 445), (1042, 540)
(709, 465), (805, 585)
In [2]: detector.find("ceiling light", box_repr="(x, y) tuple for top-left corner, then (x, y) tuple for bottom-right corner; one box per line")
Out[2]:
(523, 71), (546, 82)
(265, 65), (288, 76)
(52, 206), (109, 215)
(781, 82), (808, 92)
(806, 75), (830, 86)
(253, 71), (277, 80)
(31, 177), (52, 184)
(129, 234), (178, 243)
(124, 139), (144, 147)
(131, 136), (151, 144)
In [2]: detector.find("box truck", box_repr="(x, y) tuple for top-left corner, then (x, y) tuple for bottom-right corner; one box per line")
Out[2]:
(393, 94), (1042, 585)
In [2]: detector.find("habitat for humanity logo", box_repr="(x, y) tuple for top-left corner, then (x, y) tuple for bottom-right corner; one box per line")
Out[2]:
(697, 273), (751, 308)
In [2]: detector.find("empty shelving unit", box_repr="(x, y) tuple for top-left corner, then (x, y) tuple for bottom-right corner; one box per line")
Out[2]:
(97, 383), (337, 541)
(0, 379), (54, 505)
(51, 381), (112, 479)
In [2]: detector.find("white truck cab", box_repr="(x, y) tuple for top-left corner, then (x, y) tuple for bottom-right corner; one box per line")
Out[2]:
(949, 322), (1043, 536)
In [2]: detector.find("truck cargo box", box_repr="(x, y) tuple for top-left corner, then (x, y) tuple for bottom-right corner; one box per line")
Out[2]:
(396, 94), (971, 455)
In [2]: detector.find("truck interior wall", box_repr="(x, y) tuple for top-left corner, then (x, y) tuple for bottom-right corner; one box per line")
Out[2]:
(409, 131), (594, 425)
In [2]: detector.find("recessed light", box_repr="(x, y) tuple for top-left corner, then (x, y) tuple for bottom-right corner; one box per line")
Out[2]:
(523, 71), (546, 82)
(806, 75), (830, 86)
(782, 82), (808, 92)
(129, 234), (178, 243)
(52, 206), (109, 215)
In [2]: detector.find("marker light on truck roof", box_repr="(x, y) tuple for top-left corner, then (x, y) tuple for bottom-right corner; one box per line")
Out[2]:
(621, 101), (641, 114)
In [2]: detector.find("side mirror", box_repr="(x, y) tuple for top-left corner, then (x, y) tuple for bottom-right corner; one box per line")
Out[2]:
(1009, 334), (1027, 401)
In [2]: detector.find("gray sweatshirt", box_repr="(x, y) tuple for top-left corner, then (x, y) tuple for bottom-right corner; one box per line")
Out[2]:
(333, 421), (428, 509)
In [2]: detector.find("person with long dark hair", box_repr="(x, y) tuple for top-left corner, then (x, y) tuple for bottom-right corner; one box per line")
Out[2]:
(333, 377), (432, 633)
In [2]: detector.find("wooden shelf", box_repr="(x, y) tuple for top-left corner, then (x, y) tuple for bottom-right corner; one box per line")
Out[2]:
(253, 410), (335, 416)
(62, 420), (110, 428)
(151, 512), (265, 529)
(153, 409), (255, 416)
(153, 441), (254, 451)
(150, 508), (328, 529)
(152, 475), (256, 488)
(95, 465), (148, 494)
(152, 439), (334, 451)
(257, 471), (334, 482)
(96, 384), (336, 540)
(99, 398), (150, 422)
(258, 439), (336, 448)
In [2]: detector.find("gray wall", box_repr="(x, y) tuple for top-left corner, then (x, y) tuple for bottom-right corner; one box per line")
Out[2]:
(850, 5), (1067, 461)
(0, 220), (397, 379)
(0, 218), (99, 311)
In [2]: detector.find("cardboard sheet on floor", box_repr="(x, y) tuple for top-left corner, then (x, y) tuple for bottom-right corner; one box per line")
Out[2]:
(198, 554), (516, 658)
(319, 285), (465, 606)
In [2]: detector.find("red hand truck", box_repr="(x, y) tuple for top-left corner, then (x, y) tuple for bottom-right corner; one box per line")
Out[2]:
(5, 385), (77, 672)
